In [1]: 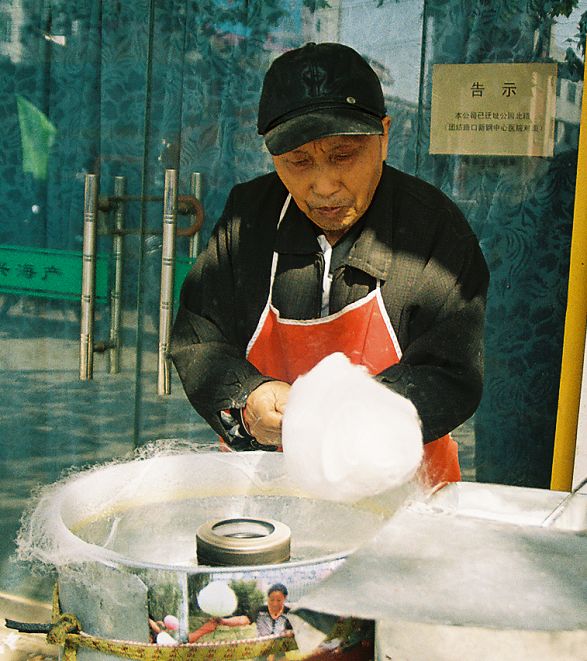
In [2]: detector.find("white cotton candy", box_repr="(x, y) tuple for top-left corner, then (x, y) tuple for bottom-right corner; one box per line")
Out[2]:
(197, 581), (238, 617)
(282, 352), (423, 503)
(156, 632), (178, 646)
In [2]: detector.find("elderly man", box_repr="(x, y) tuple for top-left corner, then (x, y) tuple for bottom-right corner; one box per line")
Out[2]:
(171, 42), (489, 485)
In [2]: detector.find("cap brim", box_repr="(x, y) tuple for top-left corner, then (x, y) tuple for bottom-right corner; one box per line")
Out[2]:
(264, 108), (384, 155)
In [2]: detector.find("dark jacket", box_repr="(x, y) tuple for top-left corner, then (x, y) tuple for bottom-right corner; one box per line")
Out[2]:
(171, 164), (489, 443)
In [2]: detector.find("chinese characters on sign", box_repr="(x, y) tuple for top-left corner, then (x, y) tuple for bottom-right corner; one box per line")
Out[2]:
(1, 263), (64, 281)
(0, 245), (110, 301)
(0, 254), (65, 292)
(430, 63), (558, 156)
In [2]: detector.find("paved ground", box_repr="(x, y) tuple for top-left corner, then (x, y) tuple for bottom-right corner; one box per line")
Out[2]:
(0, 592), (57, 661)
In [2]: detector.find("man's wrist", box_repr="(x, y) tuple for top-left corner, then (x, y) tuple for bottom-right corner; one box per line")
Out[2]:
(240, 406), (252, 436)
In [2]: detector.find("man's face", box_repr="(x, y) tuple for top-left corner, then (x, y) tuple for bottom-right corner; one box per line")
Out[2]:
(272, 117), (390, 242)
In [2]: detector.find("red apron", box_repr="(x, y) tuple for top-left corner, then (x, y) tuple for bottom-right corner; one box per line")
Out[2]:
(245, 196), (460, 487)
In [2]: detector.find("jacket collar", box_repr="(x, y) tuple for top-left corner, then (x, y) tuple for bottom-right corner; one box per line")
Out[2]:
(346, 165), (394, 281)
(275, 165), (394, 281)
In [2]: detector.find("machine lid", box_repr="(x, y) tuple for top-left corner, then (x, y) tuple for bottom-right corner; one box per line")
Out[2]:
(293, 506), (587, 632)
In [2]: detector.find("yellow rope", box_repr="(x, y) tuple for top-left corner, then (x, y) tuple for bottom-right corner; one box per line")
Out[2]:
(64, 631), (296, 661)
(46, 613), (82, 645)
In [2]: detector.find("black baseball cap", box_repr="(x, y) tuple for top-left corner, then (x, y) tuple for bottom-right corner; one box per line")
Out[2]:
(258, 42), (386, 155)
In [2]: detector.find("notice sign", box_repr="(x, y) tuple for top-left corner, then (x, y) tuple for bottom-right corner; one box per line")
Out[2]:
(430, 63), (557, 157)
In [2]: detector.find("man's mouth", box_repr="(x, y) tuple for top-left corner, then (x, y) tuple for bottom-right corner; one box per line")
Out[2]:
(313, 205), (347, 218)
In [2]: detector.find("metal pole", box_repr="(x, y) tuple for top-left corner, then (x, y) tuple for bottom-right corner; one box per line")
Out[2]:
(80, 174), (98, 380)
(109, 176), (125, 373)
(551, 65), (587, 491)
(158, 169), (178, 396)
(189, 172), (202, 259)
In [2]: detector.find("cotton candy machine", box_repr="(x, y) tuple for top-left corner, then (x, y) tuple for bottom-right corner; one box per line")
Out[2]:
(15, 446), (587, 661)
(17, 447), (410, 661)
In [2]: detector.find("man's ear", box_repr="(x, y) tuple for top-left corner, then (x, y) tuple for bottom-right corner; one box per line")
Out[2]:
(381, 116), (391, 161)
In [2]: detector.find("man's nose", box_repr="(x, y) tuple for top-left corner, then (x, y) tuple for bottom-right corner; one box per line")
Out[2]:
(310, 164), (341, 198)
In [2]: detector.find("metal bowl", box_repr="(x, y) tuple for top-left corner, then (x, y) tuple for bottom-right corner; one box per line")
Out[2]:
(19, 449), (402, 660)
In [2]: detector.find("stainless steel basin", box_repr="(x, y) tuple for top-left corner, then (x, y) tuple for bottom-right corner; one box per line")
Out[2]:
(421, 480), (587, 531)
(417, 482), (587, 531)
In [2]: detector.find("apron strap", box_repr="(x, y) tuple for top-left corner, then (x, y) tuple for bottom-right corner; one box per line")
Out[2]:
(268, 194), (292, 301)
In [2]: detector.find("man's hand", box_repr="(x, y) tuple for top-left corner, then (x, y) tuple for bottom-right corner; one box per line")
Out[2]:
(244, 381), (291, 446)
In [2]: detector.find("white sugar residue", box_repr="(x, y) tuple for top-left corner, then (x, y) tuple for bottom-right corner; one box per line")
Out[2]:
(282, 353), (423, 503)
